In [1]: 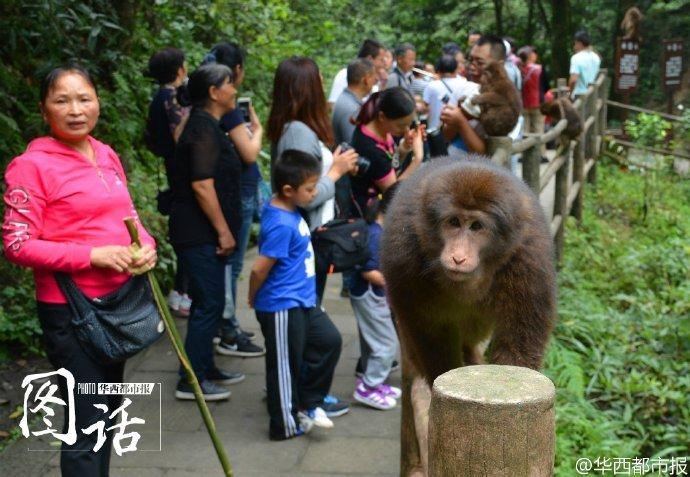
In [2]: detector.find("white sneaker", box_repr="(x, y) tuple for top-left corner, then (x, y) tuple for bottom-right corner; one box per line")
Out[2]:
(297, 412), (315, 434)
(178, 293), (191, 317)
(300, 407), (333, 429)
(167, 290), (181, 311)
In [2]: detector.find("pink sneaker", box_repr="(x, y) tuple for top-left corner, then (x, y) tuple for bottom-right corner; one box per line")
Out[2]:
(353, 380), (396, 410)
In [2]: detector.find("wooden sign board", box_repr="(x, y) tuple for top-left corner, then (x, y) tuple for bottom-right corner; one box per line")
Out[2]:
(662, 39), (683, 92)
(614, 38), (640, 93)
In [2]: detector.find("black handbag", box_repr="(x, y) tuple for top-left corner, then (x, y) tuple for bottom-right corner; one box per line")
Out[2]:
(312, 218), (370, 274)
(54, 272), (165, 364)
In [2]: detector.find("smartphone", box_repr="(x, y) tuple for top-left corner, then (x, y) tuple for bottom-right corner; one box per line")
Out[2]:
(237, 97), (251, 123)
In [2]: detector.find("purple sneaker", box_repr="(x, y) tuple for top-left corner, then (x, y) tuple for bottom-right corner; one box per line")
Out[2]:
(379, 383), (402, 399)
(353, 380), (396, 410)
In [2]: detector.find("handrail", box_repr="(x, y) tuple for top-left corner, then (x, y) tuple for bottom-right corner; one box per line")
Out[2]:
(606, 100), (684, 122)
(607, 138), (690, 160)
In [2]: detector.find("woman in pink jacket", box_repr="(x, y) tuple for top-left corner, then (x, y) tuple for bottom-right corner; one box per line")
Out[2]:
(2, 65), (156, 476)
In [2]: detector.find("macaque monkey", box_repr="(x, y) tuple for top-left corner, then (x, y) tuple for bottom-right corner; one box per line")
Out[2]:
(465, 61), (522, 136)
(621, 6), (643, 41)
(380, 156), (557, 476)
(540, 97), (583, 144)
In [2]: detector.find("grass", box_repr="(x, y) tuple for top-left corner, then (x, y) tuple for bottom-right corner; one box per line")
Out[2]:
(545, 159), (690, 474)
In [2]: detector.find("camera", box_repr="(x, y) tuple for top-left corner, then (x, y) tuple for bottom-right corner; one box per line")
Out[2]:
(339, 142), (370, 177)
(441, 94), (451, 105)
(237, 97), (251, 123)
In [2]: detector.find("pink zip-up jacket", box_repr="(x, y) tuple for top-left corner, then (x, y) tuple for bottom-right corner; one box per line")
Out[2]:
(3, 136), (155, 304)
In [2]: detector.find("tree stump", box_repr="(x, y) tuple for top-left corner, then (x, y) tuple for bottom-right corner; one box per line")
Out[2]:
(428, 365), (555, 477)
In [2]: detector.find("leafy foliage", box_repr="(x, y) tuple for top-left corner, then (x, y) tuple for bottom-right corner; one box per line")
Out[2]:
(545, 161), (690, 473)
(625, 113), (671, 149)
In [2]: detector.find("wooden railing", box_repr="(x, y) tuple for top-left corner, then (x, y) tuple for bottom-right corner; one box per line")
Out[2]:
(487, 70), (610, 261)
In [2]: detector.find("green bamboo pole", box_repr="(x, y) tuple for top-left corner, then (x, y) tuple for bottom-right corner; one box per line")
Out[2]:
(124, 218), (233, 477)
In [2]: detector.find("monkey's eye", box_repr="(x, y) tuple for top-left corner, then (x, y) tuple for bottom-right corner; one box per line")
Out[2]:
(448, 217), (461, 227)
(470, 221), (483, 231)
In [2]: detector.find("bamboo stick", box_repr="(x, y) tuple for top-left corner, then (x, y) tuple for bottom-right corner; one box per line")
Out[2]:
(124, 218), (233, 477)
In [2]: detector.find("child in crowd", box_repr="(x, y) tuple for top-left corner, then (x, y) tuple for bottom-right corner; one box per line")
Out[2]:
(248, 150), (346, 440)
(350, 185), (401, 410)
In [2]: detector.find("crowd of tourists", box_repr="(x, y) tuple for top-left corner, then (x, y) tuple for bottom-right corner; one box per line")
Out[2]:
(2, 29), (600, 475)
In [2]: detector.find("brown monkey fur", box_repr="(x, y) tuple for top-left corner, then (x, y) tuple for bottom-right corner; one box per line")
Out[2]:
(380, 156), (556, 476)
(540, 97), (583, 141)
(469, 61), (522, 136)
(621, 6), (643, 41)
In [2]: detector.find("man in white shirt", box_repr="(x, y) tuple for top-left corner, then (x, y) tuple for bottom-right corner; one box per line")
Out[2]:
(328, 39), (386, 108)
(423, 54), (479, 131)
(569, 30), (601, 98)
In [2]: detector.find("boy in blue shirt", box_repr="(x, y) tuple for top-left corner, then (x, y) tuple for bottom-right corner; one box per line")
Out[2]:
(248, 150), (345, 440)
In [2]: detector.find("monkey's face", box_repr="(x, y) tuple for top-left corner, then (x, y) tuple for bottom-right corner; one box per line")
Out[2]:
(415, 162), (521, 285)
(437, 210), (492, 281)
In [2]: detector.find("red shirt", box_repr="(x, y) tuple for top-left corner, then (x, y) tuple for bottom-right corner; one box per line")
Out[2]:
(521, 63), (542, 109)
(3, 136), (155, 304)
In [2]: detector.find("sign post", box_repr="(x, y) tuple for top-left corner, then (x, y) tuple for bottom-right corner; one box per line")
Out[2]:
(614, 38), (640, 133)
(662, 39), (683, 114)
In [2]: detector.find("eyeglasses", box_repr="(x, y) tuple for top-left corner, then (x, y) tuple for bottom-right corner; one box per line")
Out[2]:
(469, 56), (487, 66)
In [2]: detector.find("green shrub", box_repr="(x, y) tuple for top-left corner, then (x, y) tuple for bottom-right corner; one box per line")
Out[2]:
(548, 162), (690, 474)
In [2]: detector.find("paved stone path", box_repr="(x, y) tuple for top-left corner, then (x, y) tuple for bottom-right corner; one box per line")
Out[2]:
(2, 247), (401, 477)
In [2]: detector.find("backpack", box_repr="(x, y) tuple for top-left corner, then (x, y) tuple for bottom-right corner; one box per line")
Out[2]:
(311, 219), (370, 274)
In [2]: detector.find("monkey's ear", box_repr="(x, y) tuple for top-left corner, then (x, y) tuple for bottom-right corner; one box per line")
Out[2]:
(414, 174), (440, 238)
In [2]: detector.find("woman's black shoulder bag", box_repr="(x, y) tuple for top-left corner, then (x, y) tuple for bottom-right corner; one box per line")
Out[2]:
(54, 273), (165, 364)
(312, 218), (370, 274)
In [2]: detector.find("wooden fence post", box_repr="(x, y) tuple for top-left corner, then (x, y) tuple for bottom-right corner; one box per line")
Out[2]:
(522, 138), (542, 193)
(571, 87), (589, 223)
(487, 136), (513, 169)
(428, 365), (556, 477)
(571, 138), (585, 223)
(591, 72), (610, 184)
(553, 142), (572, 262)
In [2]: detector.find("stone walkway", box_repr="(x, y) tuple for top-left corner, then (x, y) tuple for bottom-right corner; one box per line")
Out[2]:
(1, 247), (401, 477)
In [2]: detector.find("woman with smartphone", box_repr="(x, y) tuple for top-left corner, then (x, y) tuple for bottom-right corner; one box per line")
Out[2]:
(349, 86), (424, 218)
(201, 41), (266, 357)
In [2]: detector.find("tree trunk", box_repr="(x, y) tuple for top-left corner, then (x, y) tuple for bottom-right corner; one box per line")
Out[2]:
(493, 0), (504, 36)
(526, 0), (535, 45)
(550, 0), (572, 79)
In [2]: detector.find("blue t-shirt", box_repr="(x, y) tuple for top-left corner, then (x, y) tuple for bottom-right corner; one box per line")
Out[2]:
(349, 222), (385, 298)
(219, 108), (262, 198)
(569, 50), (601, 95)
(254, 203), (316, 311)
